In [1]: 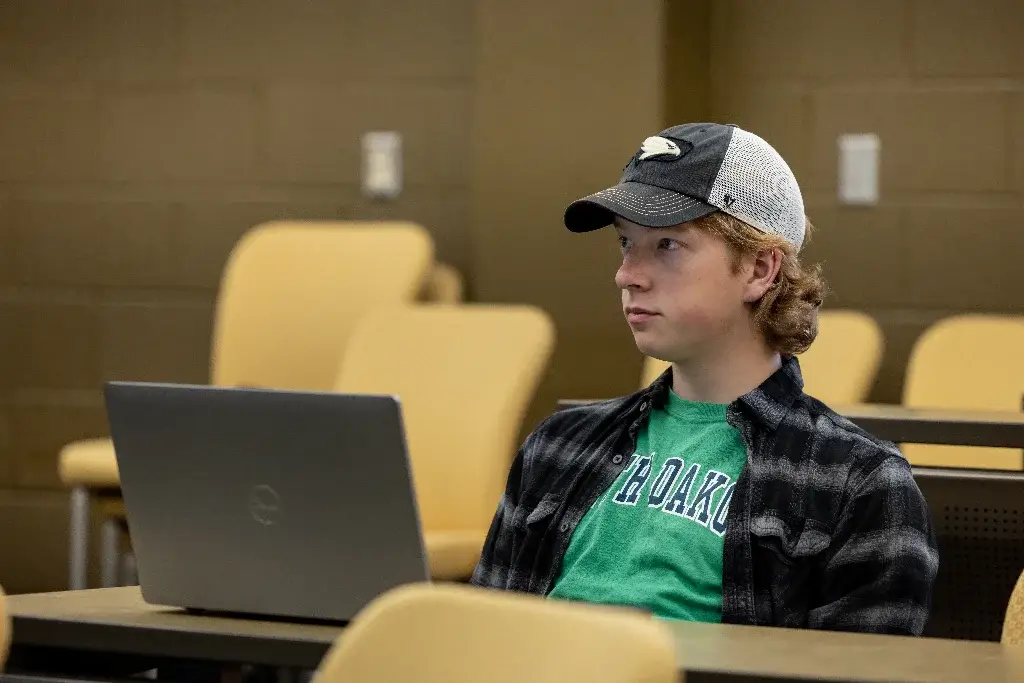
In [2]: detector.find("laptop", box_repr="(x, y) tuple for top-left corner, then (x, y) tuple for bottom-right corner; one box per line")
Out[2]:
(105, 381), (430, 623)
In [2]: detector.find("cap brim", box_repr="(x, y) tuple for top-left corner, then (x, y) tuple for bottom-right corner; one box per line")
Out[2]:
(564, 181), (718, 232)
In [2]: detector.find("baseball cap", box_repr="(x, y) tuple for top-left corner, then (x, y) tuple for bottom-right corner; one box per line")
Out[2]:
(563, 122), (806, 249)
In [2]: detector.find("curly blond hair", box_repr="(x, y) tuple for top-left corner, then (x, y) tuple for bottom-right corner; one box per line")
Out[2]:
(694, 211), (826, 356)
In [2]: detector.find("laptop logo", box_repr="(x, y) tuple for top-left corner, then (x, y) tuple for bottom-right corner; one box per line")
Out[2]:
(248, 485), (282, 526)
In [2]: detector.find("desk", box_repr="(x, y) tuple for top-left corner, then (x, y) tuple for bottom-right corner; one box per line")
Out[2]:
(667, 619), (1024, 682)
(8, 587), (339, 669)
(557, 401), (1024, 449)
(8, 587), (1024, 682)
(835, 405), (1024, 448)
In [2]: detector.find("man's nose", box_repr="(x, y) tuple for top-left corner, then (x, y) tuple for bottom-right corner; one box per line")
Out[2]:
(615, 255), (650, 291)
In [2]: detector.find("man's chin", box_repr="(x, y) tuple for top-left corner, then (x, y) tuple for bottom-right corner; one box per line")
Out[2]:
(632, 336), (670, 361)
(632, 333), (689, 364)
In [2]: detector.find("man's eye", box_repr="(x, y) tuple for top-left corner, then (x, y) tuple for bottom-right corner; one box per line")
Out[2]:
(658, 238), (680, 250)
(619, 236), (630, 250)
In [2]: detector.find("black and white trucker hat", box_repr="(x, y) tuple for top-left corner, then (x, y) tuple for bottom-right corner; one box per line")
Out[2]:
(564, 123), (806, 249)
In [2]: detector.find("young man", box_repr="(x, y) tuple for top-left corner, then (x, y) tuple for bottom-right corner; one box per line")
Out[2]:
(470, 123), (939, 635)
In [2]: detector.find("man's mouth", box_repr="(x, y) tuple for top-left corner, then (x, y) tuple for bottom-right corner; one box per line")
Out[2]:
(625, 306), (659, 323)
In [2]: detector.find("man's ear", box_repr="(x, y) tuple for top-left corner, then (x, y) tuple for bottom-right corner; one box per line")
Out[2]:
(743, 248), (783, 303)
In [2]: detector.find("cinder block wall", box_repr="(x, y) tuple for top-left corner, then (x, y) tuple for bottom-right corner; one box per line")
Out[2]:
(0, 0), (666, 593)
(0, 0), (475, 592)
(698, 0), (1024, 403)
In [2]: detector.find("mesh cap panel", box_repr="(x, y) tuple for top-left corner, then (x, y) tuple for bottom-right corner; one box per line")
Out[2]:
(707, 128), (805, 248)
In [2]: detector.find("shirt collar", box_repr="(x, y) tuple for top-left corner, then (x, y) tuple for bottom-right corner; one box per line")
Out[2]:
(641, 355), (804, 431)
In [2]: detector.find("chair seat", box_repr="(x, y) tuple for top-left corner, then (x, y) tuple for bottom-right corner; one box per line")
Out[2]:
(58, 438), (120, 488)
(425, 530), (487, 581)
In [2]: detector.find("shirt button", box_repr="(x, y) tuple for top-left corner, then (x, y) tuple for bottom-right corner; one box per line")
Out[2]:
(559, 522), (570, 533)
(612, 454), (623, 465)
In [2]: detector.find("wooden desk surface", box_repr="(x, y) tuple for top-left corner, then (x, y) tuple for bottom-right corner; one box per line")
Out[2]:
(9, 587), (1024, 682)
(668, 619), (1024, 682)
(835, 404), (1024, 425)
(8, 587), (340, 667)
(836, 404), (1024, 449)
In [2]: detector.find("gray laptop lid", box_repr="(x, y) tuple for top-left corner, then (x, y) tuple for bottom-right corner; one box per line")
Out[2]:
(105, 382), (430, 622)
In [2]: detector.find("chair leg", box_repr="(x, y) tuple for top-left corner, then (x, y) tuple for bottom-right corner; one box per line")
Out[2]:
(100, 517), (121, 588)
(121, 548), (139, 586)
(69, 486), (91, 590)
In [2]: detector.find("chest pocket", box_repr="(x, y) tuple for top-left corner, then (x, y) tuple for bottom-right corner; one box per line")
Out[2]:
(750, 514), (831, 566)
(748, 432), (854, 565)
(525, 493), (562, 527)
(510, 493), (564, 593)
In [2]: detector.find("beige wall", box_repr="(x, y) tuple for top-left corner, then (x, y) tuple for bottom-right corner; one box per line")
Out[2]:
(695, 0), (1024, 403)
(472, 0), (665, 430)
(0, 0), (477, 592)
(0, 0), (666, 592)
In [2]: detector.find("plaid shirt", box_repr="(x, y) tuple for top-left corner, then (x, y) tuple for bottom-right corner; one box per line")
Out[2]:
(471, 356), (940, 634)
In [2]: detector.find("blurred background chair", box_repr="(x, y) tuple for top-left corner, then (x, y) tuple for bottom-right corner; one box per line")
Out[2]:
(640, 310), (884, 406)
(797, 310), (883, 406)
(315, 582), (679, 683)
(639, 356), (669, 389)
(901, 314), (1024, 471)
(1002, 568), (1024, 645)
(421, 262), (466, 304)
(334, 305), (555, 580)
(58, 220), (435, 590)
(0, 584), (9, 670)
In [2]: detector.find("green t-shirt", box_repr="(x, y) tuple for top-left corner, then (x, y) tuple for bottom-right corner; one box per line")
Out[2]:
(548, 391), (747, 622)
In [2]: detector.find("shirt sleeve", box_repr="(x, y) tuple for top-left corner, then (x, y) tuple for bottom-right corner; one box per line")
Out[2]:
(469, 440), (527, 589)
(808, 455), (940, 635)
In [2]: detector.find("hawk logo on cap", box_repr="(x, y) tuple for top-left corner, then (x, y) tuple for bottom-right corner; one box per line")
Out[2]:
(638, 136), (681, 161)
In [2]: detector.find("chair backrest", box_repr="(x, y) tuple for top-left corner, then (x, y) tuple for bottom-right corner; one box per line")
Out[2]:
(640, 356), (670, 388)
(421, 262), (465, 303)
(902, 314), (1024, 470)
(916, 470), (1024, 641)
(316, 583), (679, 683)
(334, 305), (555, 533)
(0, 584), (10, 670)
(1004, 569), (1024, 645)
(798, 310), (883, 405)
(639, 310), (884, 405)
(210, 220), (434, 392)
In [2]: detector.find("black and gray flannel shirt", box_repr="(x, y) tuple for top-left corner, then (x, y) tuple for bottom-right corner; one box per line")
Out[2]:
(470, 356), (940, 634)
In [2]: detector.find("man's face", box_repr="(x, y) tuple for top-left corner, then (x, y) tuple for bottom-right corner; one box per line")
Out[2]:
(613, 218), (752, 363)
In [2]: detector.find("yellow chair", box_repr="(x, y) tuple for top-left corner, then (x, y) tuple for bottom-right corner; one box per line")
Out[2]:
(1003, 568), (1024, 645)
(316, 583), (679, 683)
(798, 310), (883, 405)
(902, 314), (1024, 470)
(640, 356), (669, 388)
(59, 220), (435, 590)
(640, 310), (884, 405)
(421, 262), (465, 303)
(0, 584), (9, 671)
(334, 305), (555, 580)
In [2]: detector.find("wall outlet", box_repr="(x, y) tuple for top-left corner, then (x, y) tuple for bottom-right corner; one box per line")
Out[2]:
(362, 131), (402, 200)
(838, 133), (880, 206)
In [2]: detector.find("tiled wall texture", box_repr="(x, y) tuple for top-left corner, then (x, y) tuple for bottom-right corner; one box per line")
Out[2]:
(0, 0), (475, 591)
(702, 0), (1024, 403)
